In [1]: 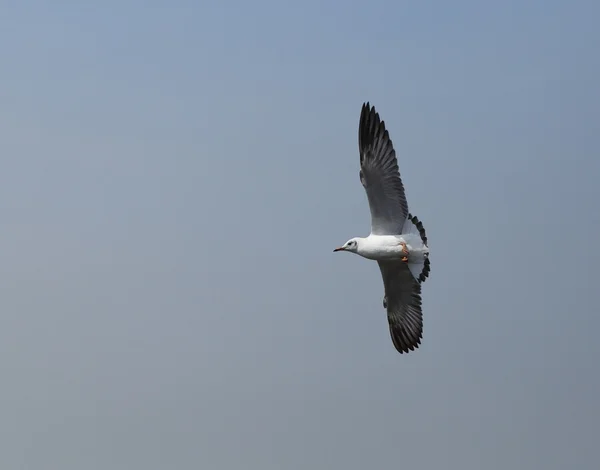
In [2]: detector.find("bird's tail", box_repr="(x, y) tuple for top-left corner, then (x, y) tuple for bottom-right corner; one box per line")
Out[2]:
(404, 213), (430, 284)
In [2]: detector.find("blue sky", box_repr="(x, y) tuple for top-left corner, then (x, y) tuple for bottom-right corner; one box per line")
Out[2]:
(1, 1), (599, 468)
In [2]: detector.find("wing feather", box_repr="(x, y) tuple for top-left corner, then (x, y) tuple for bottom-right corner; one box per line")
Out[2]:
(359, 102), (409, 235)
(378, 260), (423, 354)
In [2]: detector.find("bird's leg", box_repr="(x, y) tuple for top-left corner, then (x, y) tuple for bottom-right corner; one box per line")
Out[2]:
(400, 242), (409, 262)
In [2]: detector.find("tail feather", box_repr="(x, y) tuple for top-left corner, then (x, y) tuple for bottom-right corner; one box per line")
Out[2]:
(405, 213), (430, 284)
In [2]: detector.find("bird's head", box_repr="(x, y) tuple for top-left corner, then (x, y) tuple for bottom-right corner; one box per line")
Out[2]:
(333, 238), (359, 254)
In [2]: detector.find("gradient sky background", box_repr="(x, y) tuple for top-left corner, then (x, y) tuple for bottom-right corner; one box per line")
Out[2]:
(1, 1), (599, 468)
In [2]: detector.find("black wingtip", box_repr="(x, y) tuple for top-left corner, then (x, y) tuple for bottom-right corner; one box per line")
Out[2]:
(359, 102), (376, 127)
(390, 325), (423, 354)
(358, 101), (388, 162)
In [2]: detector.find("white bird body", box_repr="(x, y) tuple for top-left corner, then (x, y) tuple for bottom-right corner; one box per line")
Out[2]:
(352, 234), (429, 262)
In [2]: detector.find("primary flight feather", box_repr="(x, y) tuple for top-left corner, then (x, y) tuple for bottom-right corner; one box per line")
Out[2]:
(334, 102), (431, 354)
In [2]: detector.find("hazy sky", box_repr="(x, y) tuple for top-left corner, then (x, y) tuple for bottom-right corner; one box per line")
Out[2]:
(1, 1), (599, 468)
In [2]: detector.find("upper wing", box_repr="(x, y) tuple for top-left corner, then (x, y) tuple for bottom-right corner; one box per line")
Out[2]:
(378, 260), (423, 354)
(358, 102), (409, 235)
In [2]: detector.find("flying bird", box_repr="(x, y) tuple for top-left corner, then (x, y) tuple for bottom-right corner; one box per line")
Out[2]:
(334, 102), (430, 354)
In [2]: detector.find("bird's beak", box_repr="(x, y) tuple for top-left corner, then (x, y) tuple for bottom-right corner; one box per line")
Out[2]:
(333, 247), (345, 252)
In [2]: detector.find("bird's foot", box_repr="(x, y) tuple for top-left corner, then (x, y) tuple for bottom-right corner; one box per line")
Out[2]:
(399, 241), (409, 262)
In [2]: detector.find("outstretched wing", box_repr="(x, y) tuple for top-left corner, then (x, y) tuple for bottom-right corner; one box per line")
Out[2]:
(358, 102), (409, 235)
(378, 260), (423, 354)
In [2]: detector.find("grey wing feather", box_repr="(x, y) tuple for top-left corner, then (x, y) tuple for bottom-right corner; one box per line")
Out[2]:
(359, 102), (409, 235)
(378, 261), (423, 354)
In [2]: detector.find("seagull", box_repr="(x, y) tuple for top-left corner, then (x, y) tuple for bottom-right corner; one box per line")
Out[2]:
(334, 102), (430, 354)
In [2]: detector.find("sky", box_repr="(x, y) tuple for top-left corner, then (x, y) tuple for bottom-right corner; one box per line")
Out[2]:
(1, 1), (599, 468)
